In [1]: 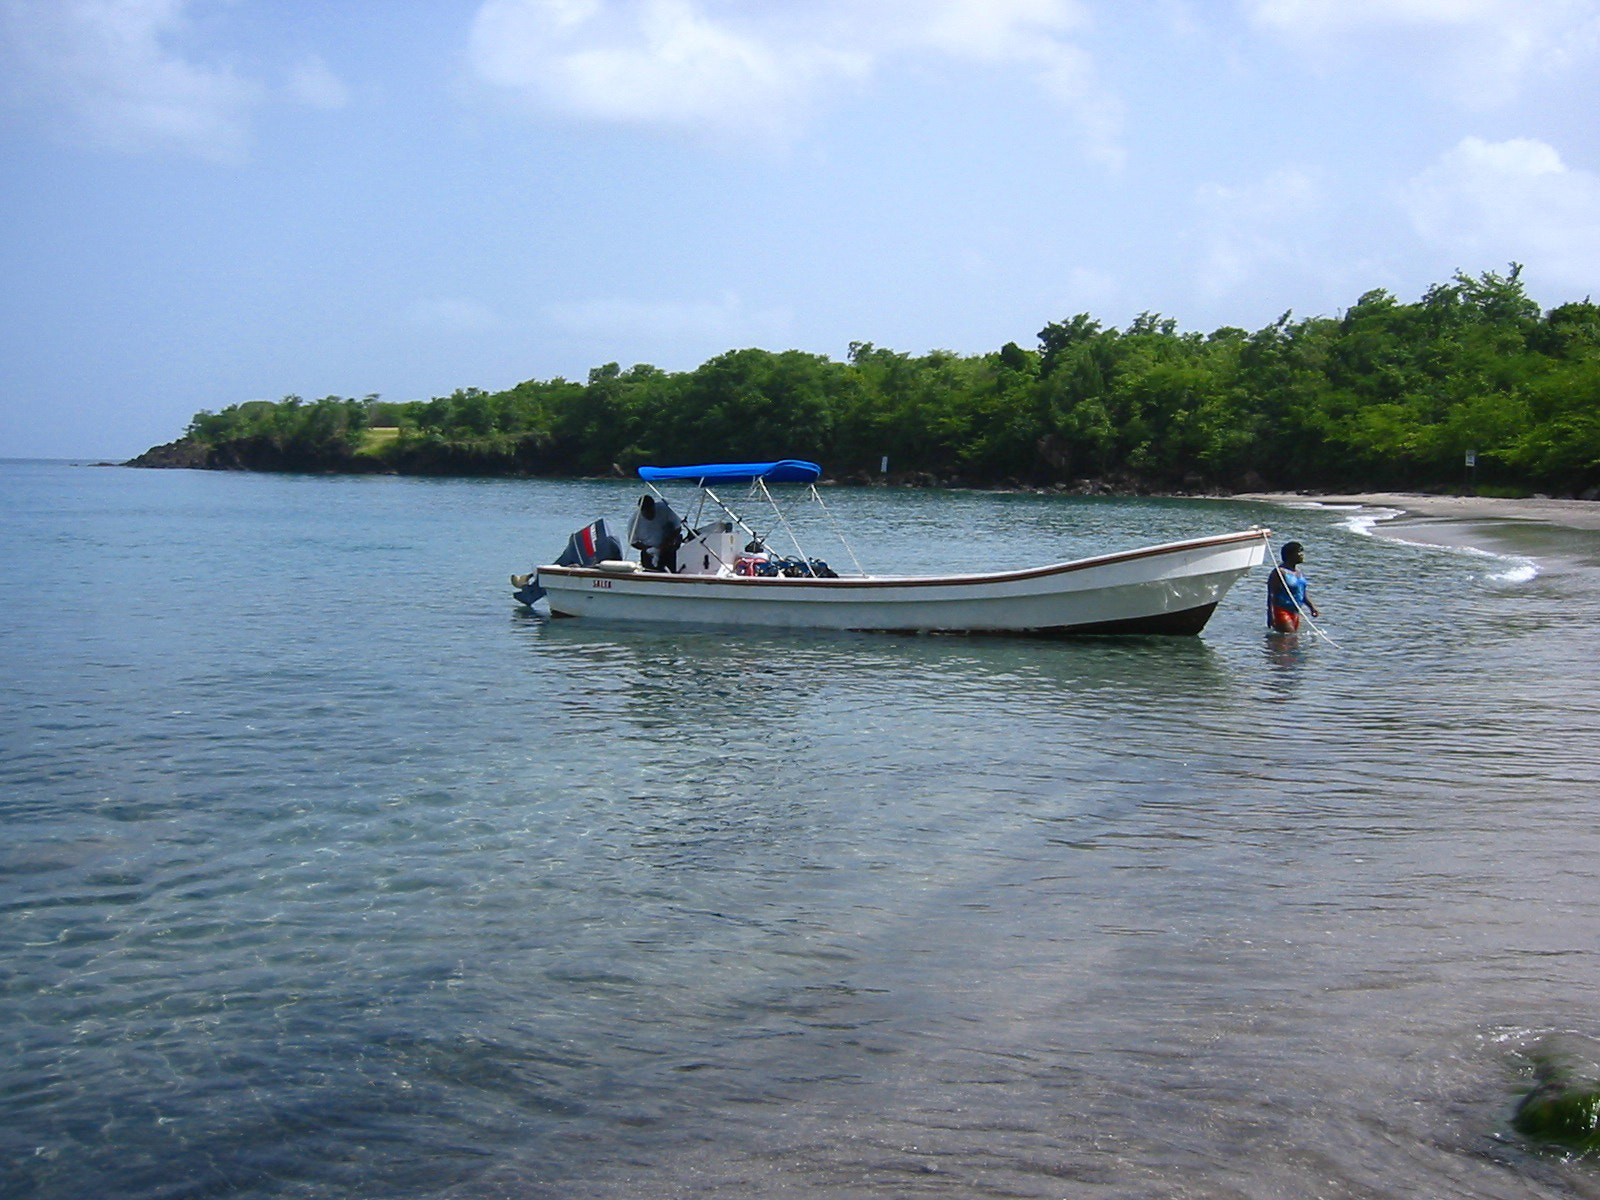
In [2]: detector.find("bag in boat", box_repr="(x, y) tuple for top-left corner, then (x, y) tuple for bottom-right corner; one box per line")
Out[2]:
(556, 519), (623, 567)
(757, 555), (838, 578)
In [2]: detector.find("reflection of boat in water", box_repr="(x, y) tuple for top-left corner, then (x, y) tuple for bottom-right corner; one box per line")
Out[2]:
(511, 460), (1270, 636)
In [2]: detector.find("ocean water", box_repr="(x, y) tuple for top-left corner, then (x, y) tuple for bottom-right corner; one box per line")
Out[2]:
(3, 459), (1599, 1200)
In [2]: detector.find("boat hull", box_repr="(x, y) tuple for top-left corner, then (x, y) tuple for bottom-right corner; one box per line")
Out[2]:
(530, 530), (1269, 636)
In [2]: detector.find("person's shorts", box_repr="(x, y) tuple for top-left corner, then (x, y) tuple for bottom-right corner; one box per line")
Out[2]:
(1269, 606), (1300, 632)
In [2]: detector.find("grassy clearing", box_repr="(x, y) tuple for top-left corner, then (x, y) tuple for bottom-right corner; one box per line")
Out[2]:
(357, 427), (400, 456)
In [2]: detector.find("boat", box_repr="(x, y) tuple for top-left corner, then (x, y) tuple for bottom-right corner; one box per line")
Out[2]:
(511, 460), (1270, 636)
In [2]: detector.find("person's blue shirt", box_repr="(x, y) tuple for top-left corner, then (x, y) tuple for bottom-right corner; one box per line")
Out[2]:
(1269, 566), (1309, 609)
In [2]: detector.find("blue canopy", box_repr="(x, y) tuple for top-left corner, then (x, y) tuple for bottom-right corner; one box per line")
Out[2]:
(637, 460), (822, 484)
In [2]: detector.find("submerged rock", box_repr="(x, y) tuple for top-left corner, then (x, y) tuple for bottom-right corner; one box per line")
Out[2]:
(1515, 1082), (1600, 1151)
(1514, 1039), (1600, 1154)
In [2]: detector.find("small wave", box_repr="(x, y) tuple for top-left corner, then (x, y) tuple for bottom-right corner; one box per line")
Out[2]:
(1324, 505), (1404, 538)
(1404, 538), (1540, 584)
(1309, 502), (1541, 582)
(1481, 552), (1539, 584)
(1263, 500), (1402, 538)
(1404, 538), (1540, 583)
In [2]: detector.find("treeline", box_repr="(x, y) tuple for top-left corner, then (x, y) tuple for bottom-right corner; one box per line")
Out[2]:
(140, 267), (1600, 495)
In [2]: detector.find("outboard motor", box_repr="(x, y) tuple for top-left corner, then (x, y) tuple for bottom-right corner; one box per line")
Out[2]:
(556, 519), (622, 567)
(512, 518), (623, 606)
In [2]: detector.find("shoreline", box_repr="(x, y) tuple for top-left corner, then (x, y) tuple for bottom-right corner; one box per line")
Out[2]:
(1236, 491), (1600, 533)
(1236, 491), (1600, 570)
(35, 456), (1600, 536)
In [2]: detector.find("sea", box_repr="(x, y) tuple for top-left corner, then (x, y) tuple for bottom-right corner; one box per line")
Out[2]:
(3, 458), (1599, 1200)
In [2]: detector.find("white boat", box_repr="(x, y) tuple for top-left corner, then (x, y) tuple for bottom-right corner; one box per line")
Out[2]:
(512, 461), (1270, 636)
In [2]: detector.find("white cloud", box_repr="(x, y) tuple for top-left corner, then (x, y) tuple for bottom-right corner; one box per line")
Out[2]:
(916, 0), (1121, 166)
(469, 0), (862, 142)
(0, 0), (261, 162)
(1243, 0), (1600, 106)
(467, 0), (1118, 159)
(1183, 165), (1391, 323)
(1403, 136), (1600, 290)
(1193, 166), (1326, 296)
(1251, 0), (1513, 30)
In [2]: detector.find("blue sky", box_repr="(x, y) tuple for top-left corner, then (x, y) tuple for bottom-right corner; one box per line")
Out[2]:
(2, 0), (1598, 459)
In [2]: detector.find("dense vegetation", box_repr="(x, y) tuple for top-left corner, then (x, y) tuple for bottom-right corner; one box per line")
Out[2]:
(134, 267), (1600, 496)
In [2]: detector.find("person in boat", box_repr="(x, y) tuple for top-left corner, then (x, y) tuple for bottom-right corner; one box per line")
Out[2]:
(1267, 541), (1318, 632)
(628, 494), (683, 573)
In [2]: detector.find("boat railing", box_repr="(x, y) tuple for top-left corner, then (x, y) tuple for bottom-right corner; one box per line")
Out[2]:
(644, 477), (867, 578)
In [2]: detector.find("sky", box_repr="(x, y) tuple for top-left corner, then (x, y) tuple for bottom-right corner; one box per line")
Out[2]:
(2, 0), (1599, 459)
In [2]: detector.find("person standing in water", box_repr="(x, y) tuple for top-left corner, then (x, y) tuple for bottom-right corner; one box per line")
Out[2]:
(1267, 541), (1318, 632)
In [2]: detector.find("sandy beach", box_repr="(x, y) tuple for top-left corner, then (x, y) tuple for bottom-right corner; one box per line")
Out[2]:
(1234, 491), (1600, 570)
(1237, 491), (1600, 531)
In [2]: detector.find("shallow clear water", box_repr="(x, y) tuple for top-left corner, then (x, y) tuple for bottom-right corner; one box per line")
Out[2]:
(3, 462), (1599, 1199)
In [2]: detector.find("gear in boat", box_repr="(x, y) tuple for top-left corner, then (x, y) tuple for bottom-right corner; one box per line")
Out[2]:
(512, 460), (840, 605)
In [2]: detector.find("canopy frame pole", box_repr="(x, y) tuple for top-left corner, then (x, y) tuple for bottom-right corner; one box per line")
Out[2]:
(645, 479), (726, 535)
(752, 478), (815, 565)
(806, 484), (866, 576)
(644, 468), (863, 577)
(695, 483), (765, 545)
